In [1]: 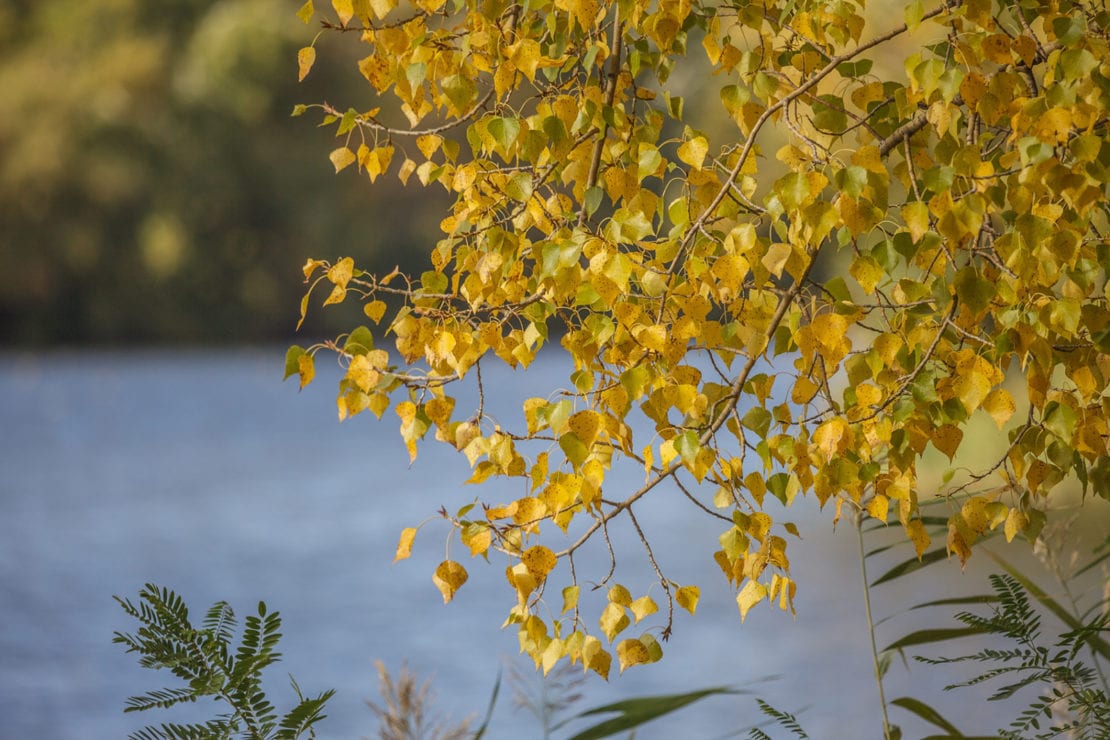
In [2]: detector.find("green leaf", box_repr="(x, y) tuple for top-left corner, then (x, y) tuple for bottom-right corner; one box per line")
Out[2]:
(904, 0), (923, 30)
(673, 430), (701, 466)
(568, 687), (742, 740)
(487, 116), (521, 151)
(343, 326), (375, 355)
(284, 345), (306, 380)
(584, 186), (604, 217)
(882, 627), (987, 653)
(890, 697), (964, 735)
(870, 546), (950, 587)
(953, 267), (995, 314)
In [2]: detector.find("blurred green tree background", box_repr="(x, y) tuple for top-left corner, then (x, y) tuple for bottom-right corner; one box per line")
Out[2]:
(0, 0), (442, 345)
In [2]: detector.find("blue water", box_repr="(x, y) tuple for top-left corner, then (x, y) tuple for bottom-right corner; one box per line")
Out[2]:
(0, 349), (1028, 738)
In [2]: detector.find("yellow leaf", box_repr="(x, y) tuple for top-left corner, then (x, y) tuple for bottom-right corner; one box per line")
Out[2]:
(562, 585), (580, 614)
(432, 560), (468, 603)
(855, 383), (882, 407)
(302, 258), (326, 279)
(364, 299), (387, 323)
(585, 640), (610, 680)
(297, 46), (316, 81)
(541, 637), (564, 676)
(905, 519), (931, 559)
(634, 324), (667, 353)
(982, 388), (1016, 429)
(296, 353), (315, 389)
(629, 595), (658, 623)
(961, 496), (991, 535)
(617, 639), (651, 672)
(416, 134), (442, 160)
(513, 497), (547, 530)
(865, 494), (889, 522)
(394, 527), (416, 562)
(947, 518), (972, 566)
(507, 562), (537, 601)
(761, 242), (792, 279)
(330, 146), (357, 173)
(368, 0), (394, 17)
(322, 283), (346, 306)
(1004, 507), (1028, 543)
(791, 376), (819, 405)
(567, 410), (601, 448)
(599, 602), (630, 641)
(608, 584), (633, 606)
(424, 398), (453, 433)
(736, 579), (767, 622)
(508, 39), (542, 82)
(902, 201), (930, 243)
(813, 417), (848, 461)
(953, 368), (993, 414)
(522, 545), (557, 580)
(849, 254), (884, 295)
(930, 424), (963, 460)
(347, 354), (379, 393)
(676, 585), (700, 615)
(332, 0), (354, 25)
(676, 136), (709, 169)
(296, 0), (314, 23)
(462, 524), (491, 557)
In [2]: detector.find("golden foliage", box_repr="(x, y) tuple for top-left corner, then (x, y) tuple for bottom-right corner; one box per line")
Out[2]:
(290, 0), (1110, 675)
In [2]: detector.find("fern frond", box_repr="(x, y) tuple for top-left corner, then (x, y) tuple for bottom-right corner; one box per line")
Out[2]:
(123, 688), (198, 713)
(128, 719), (233, 740)
(276, 689), (337, 740)
(115, 585), (332, 739)
(754, 699), (809, 738)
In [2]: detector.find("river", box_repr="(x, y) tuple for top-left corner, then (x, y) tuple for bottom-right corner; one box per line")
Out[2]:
(0, 349), (1030, 738)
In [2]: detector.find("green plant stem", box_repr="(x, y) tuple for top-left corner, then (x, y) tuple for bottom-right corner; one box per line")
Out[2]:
(857, 512), (892, 740)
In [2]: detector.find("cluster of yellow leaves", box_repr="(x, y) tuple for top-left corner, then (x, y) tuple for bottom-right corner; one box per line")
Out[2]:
(289, 0), (1110, 676)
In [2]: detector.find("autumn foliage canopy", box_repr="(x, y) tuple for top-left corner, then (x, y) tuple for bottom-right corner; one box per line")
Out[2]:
(287, 0), (1110, 677)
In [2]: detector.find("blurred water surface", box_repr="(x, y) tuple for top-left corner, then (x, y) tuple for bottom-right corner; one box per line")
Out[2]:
(0, 349), (1016, 738)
